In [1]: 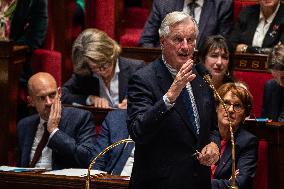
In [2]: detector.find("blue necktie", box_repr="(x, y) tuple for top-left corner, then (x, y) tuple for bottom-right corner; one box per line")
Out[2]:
(181, 88), (197, 134)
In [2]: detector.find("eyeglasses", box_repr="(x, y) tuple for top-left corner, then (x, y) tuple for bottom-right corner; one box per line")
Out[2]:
(222, 100), (244, 112)
(89, 61), (113, 72)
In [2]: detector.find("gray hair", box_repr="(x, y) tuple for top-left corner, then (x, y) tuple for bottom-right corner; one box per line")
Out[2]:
(158, 11), (199, 38)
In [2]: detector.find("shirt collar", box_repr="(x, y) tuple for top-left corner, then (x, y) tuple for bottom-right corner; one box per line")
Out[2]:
(185, 0), (204, 7)
(162, 54), (178, 78)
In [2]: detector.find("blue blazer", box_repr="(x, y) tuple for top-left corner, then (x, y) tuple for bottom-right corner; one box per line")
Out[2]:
(212, 128), (258, 189)
(16, 107), (97, 170)
(62, 57), (144, 106)
(127, 57), (220, 189)
(230, 3), (284, 53)
(262, 79), (284, 121)
(93, 109), (134, 175)
(10, 0), (48, 52)
(139, 0), (233, 49)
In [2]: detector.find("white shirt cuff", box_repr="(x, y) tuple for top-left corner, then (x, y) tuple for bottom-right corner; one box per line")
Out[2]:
(163, 95), (175, 110)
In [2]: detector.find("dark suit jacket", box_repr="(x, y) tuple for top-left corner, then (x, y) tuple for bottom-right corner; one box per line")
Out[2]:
(16, 107), (97, 170)
(93, 109), (134, 175)
(262, 79), (284, 121)
(62, 57), (144, 106)
(230, 3), (284, 53)
(10, 0), (48, 52)
(127, 58), (220, 189)
(139, 0), (233, 49)
(212, 128), (258, 189)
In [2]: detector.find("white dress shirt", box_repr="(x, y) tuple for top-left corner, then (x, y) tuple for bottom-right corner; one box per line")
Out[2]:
(87, 60), (120, 107)
(30, 119), (52, 170)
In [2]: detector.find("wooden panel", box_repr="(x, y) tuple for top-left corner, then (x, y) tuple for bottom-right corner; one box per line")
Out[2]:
(0, 41), (27, 165)
(0, 171), (128, 189)
(233, 53), (269, 72)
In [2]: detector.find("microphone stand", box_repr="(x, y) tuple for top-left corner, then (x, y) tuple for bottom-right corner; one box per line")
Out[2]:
(202, 74), (238, 189)
(85, 139), (134, 189)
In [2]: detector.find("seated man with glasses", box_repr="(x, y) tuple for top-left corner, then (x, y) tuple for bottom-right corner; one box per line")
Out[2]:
(62, 28), (144, 109)
(211, 82), (258, 189)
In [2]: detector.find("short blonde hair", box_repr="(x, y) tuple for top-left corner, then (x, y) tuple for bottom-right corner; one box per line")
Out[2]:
(72, 28), (121, 76)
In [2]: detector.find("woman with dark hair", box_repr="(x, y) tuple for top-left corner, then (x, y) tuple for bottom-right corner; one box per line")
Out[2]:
(212, 82), (258, 189)
(198, 35), (234, 89)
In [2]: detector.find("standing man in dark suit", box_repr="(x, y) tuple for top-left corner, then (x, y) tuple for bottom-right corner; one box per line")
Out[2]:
(230, 0), (284, 54)
(17, 72), (96, 170)
(127, 12), (220, 189)
(93, 109), (134, 176)
(139, 0), (233, 49)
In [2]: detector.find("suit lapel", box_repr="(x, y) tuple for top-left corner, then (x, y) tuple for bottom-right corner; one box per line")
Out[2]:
(214, 131), (241, 178)
(155, 59), (198, 138)
(22, 117), (40, 166)
(262, 5), (284, 47)
(118, 58), (128, 102)
(246, 7), (261, 44)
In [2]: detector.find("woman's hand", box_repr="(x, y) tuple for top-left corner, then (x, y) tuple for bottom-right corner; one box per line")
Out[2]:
(89, 96), (110, 108)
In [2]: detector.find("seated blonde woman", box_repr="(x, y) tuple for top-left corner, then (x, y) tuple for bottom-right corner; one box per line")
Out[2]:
(211, 82), (258, 189)
(62, 28), (144, 109)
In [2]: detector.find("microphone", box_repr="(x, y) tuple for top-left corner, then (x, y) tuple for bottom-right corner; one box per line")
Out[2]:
(195, 63), (238, 189)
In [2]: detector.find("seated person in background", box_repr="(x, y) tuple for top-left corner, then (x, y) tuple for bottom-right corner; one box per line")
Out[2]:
(17, 72), (96, 170)
(262, 43), (284, 121)
(62, 28), (144, 109)
(211, 82), (258, 189)
(10, 0), (48, 82)
(230, 0), (284, 54)
(198, 35), (234, 89)
(139, 0), (233, 49)
(93, 109), (134, 176)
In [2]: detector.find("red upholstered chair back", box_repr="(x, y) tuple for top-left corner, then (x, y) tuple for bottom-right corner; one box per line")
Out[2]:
(233, 0), (258, 22)
(254, 139), (268, 189)
(31, 49), (62, 86)
(233, 70), (272, 118)
(85, 0), (116, 39)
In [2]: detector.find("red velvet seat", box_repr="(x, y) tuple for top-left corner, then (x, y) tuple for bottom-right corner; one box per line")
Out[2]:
(119, 7), (149, 47)
(233, 70), (272, 118)
(254, 139), (268, 189)
(31, 49), (62, 86)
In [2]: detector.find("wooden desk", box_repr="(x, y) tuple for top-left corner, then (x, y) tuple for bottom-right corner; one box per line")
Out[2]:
(0, 171), (128, 189)
(244, 121), (284, 189)
(0, 41), (27, 164)
(233, 52), (269, 72)
(63, 104), (115, 126)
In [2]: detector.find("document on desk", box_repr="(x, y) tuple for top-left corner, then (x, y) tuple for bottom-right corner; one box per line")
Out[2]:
(0, 166), (45, 172)
(43, 168), (106, 177)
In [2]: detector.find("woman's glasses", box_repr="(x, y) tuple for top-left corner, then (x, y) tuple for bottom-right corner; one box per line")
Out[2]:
(222, 100), (244, 112)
